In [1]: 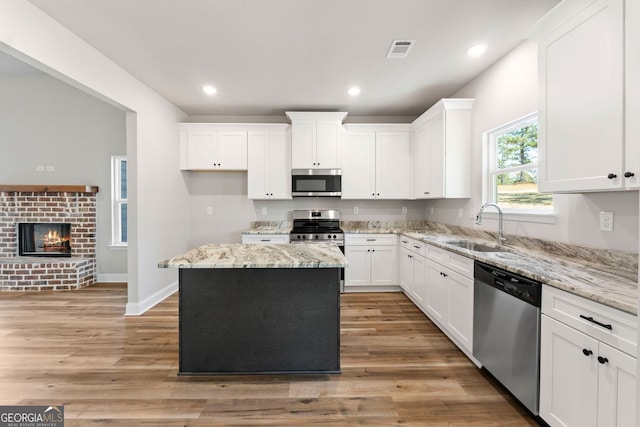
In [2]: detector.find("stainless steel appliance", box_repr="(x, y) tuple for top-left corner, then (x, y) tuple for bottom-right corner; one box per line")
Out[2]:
(473, 261), (542, 416)
(290, 209), (344, 291)
(290, 209), (344, 245)
(291, 169), (341, 197)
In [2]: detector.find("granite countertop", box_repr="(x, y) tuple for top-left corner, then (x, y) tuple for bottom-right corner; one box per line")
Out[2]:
(242, 221), (292, 235)
(159, 243), (347, 269)
(341, 221), (637, 315)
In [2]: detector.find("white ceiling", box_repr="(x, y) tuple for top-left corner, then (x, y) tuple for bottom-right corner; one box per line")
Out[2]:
(26, 0), (559, 118)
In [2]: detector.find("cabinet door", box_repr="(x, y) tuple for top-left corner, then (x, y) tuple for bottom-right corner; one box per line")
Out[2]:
(375, 132), (412, 199)
(316, 120), (341, 168)
(427, 116), (445, 198)
(344, 246), (371, 287)
(370, 244), (397, 287)
(291, 120), (316, 168)
(217, 131), (248, 170)
(625, 0), (640, 189)
(538, 0), (624, 192)
(425, 259), (447, 324)
(597, 342), (637, 427)
(187, 131), (217, 170)
(446, 269), (473, 351)
(540, 315), (598, 427)
(413, 125), (429, 198)
(268, 131), (291, 199)
(342, 132), (376, 199)
(247, 132), (269, 199)
(410, 254), (426, 308)
(400, 248), (413, 293)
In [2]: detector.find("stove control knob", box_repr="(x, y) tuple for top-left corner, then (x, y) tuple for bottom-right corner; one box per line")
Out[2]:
(301, 235), (306, 239)
(315, 235), (319, 239)
(333, 235), (337, 239)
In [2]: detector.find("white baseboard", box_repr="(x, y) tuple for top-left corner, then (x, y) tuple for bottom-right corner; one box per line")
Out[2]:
(125, 280), (178, 316)
(97, 273), (128, 283)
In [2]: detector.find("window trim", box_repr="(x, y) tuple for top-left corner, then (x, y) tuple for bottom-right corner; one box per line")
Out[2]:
(111, 155), (128, 247)
(482, 113), (556, 224)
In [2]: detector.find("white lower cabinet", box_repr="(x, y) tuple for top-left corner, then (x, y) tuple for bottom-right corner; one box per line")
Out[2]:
(399, 236), (474, 356)
(241, 234), (290, 244)
(399, 243), (426, 307)
(423, 244), (474, 353)
(344, 234), (398, 291)
(540, 286), (637, 427)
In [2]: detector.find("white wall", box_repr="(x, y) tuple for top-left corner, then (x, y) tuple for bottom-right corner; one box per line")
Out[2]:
(426, 41), (639, 253)
(0, 73), (127, 278)
(0, 1), (191, 314)
(185, 171), (425, 247)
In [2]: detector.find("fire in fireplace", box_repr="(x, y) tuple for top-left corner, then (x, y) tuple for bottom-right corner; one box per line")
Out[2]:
(18, 223), (71, 257)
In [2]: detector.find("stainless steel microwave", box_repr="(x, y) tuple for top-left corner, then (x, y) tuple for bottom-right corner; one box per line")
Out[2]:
(291, 169), (341, 197)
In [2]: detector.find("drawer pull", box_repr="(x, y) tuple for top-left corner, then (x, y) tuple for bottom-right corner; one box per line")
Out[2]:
(413, 245), (421, 249)
(401, 240), (408, 244)
(261, 239), (271, 242)
(579, 315), (613, 330)
(597, 356), (609, 364)
(366, 239), (376, 242)
(582, 349), (593, 356)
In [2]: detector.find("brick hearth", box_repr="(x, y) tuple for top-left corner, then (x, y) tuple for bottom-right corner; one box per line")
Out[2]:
(0, 189), (97, 290)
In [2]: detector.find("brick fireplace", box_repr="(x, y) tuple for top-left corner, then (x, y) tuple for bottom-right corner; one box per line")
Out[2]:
(0, 185), (98, 291)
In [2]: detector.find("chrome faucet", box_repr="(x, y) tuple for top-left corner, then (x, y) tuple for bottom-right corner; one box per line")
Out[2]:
(475, 203), (506, 245)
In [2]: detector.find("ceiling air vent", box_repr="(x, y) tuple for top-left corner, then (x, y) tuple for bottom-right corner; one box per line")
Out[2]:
(386, 40), (415, 59)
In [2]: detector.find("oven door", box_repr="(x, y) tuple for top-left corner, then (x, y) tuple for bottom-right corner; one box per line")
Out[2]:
(291, 169), (341, 197)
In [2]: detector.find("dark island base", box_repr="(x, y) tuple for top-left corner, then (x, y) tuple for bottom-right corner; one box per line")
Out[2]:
(179, 267), (341, 375)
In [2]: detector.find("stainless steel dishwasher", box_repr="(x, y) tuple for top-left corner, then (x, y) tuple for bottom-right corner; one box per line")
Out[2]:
(473, 261), (542, 416)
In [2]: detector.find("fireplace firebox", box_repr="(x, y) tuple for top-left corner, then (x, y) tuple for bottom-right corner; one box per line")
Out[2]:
(18, 223), (71, 257)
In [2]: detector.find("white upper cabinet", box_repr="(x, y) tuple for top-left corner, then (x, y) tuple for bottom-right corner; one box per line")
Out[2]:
(179, 124), (248, 171)
(411, 99), (473, 199)
(342, 125), (412, 199)
(286, 112), (347, 169)
(247, 125), (291, 200)
(530, 0), (638, 192)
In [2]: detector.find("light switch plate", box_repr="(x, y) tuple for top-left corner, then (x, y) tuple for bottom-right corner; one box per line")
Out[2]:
(402, 206), (407, 215)
(353, 207), (359, 215)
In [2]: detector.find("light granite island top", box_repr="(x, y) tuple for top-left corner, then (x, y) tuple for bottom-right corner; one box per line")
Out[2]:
(158, 243), (347, 269)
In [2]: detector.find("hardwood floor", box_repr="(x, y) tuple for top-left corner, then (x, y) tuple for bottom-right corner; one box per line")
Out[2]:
(0, 284), (538, 426)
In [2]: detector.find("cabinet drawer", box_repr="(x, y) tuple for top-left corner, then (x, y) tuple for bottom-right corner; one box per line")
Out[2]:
(399, 236), (426, 256)
(242, 234), (290, 244)
(345, 234), (397, 246)
(425, 243), (448, 265)
(446, 251), (474, 279)
(542, 285), (637, 356)
(425, 243), (473, 279)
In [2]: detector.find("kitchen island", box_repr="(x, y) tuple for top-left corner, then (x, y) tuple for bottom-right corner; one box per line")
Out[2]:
(159, 243), (347, 375)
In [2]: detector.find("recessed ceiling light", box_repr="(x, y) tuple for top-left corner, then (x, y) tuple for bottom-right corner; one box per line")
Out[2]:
(202, 85), (217, 95)
(348, 86), (361, 96)
(467, 44), (488, 58)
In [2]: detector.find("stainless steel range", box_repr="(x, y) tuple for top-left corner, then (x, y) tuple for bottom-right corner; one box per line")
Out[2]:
(290, 209), (345, 292)
(290, 209), (344, 245)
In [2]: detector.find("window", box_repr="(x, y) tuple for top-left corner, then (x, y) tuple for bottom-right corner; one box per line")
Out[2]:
(484, 113), (553, 216)
(111, 156), (127, 246)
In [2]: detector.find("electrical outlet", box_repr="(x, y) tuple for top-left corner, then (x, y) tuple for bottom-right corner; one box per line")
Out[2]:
(429, 207), (434, 216)
(402, 206), (407, 215)
(353, 206), (359, 215)
(599, 211), (614, 232)
(206, 206), (213, 215)
(45, 165), (55, 172)
(261, 207), (267, 215)
(36, 165), (45, 172)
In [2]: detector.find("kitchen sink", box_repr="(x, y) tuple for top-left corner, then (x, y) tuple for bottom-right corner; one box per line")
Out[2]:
(443, 240), (507, 253)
